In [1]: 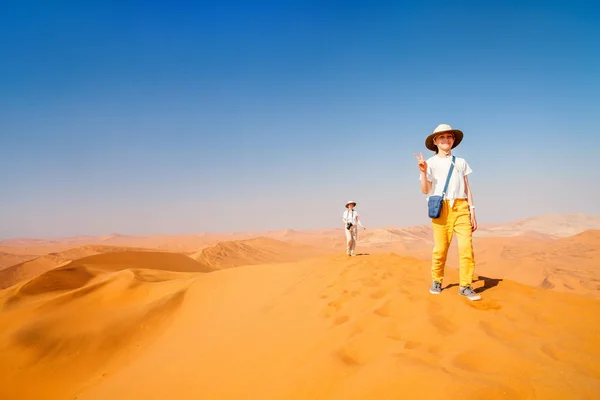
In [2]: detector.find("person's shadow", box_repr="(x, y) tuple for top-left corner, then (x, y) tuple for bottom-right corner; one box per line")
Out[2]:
(444, 276), (502, 293)
(474, 276), (502, 293)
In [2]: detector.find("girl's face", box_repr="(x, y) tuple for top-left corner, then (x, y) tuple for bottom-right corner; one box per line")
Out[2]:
(347, 204), (355, 210)
(434, 133), (454, 152)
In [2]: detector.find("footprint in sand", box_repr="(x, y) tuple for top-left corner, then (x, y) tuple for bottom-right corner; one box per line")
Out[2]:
(427, 304), (458, 336)
(370, 287), (389, 299)
(468, 300), (502, 311)
(374, 300), (392, 317)
(335, 332), (397, 366)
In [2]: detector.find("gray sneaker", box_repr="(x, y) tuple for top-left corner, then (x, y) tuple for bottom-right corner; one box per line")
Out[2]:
(429, 282), (442, 295)
(459, 286), (481, 301)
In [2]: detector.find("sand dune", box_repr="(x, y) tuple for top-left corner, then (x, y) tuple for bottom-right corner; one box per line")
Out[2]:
(0, 253), (73, 291)
(2, 213), (595, 255)
(0, 256), (197, 400)
(379, 230), (599, 298)
(456, 230), (600, 297)
(0, 213), (595, 274)
(189, 237), (329, 270)
(479, 212), (600, 237)
(0, 245), (164, 290)
(0, 252), (36, 271)
(1, 251), (598, 400)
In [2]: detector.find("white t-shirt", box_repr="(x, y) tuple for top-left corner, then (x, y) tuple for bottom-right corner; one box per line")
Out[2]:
(420, 155), (472, 205)
(343, 209), (361, 226)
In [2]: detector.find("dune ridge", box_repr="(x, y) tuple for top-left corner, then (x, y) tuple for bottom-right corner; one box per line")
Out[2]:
(0, 255), (195, 400)
(0, 245), (169, 290)
(189, 237), (329, 270)
(478, 212), (600, 237)
(0, 251), (599, 399)
(0, 252), (36, 271)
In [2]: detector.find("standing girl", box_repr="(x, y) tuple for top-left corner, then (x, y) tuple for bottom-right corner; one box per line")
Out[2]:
(342, 201), (366, 256)
(414, 124), (481, 301)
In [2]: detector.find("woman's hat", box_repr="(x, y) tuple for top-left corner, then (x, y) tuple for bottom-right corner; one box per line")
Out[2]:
(345, 201), (357, 208)
(425, 124), (464, 152)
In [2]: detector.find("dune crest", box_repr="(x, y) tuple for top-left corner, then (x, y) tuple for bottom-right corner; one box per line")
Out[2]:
(0, 252), (36, 271)
(0, 245), (167, 290)
(189, 237), (328, 270)
(0, 256), (194, 400)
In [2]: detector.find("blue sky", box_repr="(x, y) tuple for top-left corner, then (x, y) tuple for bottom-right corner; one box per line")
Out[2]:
(1, 0), (599, 238)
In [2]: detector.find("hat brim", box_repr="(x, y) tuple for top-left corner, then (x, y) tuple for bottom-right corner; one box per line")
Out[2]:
(345, 202), (357, 208)
(425, 129), (463, 152)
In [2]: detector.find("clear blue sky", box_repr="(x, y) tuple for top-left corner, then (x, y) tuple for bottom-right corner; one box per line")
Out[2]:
(1, 0), (599, 238)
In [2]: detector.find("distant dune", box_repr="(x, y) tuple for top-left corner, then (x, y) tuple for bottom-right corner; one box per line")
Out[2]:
(189, 237), (329, 270)
(1, 212), (598, 255)
(0, 245), (162, 290)
(0, 252), (36, 271)
(478, 212), (600, 237)
(0, 252), (598, 399)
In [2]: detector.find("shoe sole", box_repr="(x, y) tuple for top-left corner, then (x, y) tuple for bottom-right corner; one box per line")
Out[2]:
(429, 290), (441, 295)
(460, 294), (482, 301)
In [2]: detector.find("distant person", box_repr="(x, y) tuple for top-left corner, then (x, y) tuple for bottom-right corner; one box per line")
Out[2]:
(343, 201), (366, 256)
(414, 124), (480, 301)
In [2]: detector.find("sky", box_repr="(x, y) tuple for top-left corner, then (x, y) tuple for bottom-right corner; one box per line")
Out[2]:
(1, 0), (599, 238)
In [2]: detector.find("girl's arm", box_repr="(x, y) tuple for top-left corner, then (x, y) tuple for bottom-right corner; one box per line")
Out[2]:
(420, 172), (432, 194)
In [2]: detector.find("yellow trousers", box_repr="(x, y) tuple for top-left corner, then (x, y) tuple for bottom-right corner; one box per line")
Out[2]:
(431, 198), (475, 287)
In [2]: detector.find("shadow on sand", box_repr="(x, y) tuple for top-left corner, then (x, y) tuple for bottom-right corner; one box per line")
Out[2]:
(443, 276), (503, 294)
(474, 276), (503, 293)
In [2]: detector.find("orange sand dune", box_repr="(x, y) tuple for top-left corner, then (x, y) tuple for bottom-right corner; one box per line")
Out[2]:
(189, 237), (331, 270)
(389, 230), (600, 298)
(478, 212), (600, 237)
(0, 252), (36, 271)
(1, 213), (597, 257)
(264, 228), (345, 250)
(0, 234), (227, 254)
(470, 230), (599, 297)
(0, 244), (88, 256)
(1, 252), (598, 400)
(0, 245), (166, 290)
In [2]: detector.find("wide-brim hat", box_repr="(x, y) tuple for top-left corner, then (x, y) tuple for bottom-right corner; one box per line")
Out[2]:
(425, 124), (464, 152)
(345, 201), (357, 208)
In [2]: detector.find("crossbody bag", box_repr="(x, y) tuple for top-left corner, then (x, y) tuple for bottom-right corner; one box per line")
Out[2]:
(427, 155), (455, 219)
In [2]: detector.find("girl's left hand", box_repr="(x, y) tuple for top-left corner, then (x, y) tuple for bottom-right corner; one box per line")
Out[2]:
(471, 214), (478, 232)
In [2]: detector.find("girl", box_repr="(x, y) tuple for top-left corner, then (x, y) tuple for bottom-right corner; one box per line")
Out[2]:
(414, 124), (481, 301)
(342, 201), (366, 256)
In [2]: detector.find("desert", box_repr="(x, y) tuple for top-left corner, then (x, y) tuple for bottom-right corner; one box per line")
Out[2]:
(1, 213), (599, 399)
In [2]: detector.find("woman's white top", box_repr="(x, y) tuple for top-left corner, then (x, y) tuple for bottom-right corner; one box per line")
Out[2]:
(343, 209), (363, 226)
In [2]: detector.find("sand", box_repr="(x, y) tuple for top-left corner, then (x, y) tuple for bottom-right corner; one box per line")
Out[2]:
(0, 252), (36, 271)
(0, 245), (168, 290)
(188, 237), (332, 270)
(1, 214), (599, 399)
(1, 248), (599, 399)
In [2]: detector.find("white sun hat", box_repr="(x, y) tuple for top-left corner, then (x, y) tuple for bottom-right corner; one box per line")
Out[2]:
(425, 124), (464, 152)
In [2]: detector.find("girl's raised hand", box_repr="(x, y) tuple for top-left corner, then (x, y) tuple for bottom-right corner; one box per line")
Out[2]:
(414, 152), (427, 173)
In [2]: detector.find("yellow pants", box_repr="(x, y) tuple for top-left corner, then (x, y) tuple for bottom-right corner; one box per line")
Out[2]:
(431, 198), (475, 287)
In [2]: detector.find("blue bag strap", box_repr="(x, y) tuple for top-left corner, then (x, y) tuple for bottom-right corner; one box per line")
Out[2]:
(441, 156), (456, 199)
